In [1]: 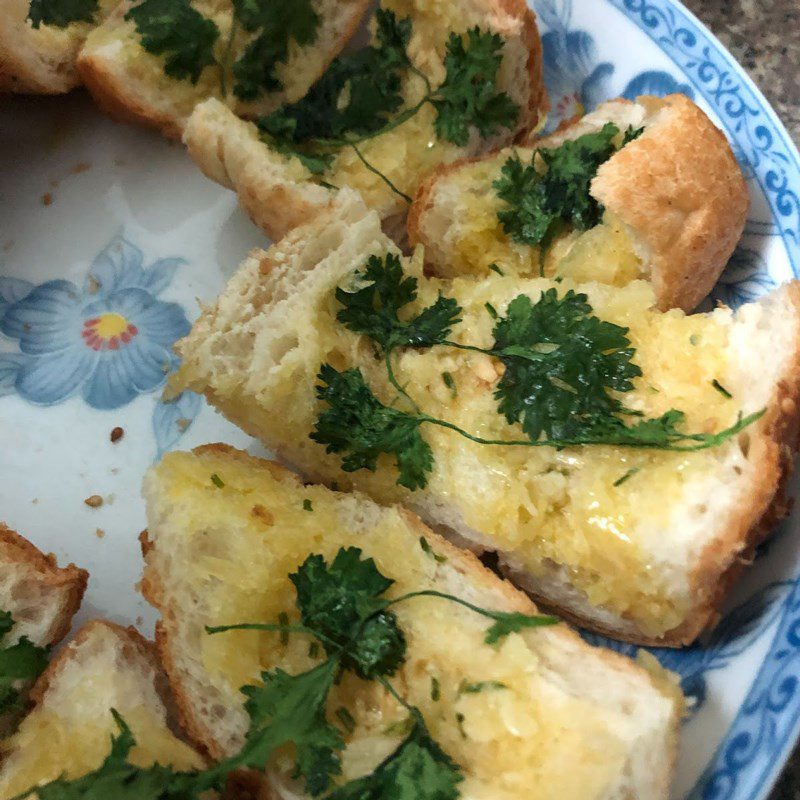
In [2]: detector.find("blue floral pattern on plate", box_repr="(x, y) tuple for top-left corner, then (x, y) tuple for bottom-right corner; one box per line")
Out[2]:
(0, 234), (201, 455)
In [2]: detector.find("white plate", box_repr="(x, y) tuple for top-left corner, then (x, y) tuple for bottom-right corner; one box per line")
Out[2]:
(1, 1), (799, 797)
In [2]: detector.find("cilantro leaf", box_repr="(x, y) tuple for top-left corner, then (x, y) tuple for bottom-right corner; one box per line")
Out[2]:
(27, 0), (97, 28)
(311, 364), (434, 491)
(494, 122), (620, 248)
(290, 548), (406, 679)
(126, 0), (220, 84)
(432, 28), (519, 146)
(232, 660), (344, 795)
(326, 718), (462, 800)
(260, 9), (410, 144)
(0, 610), (49, 716)
(492, 289), (642, 441)
(231, 0), (320, 101)
(336, 254), (462, 352)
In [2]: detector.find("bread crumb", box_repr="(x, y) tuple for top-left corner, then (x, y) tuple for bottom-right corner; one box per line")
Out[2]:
(84, 494), (103, 508)
(41, 192), (53, 206)
(176, 417), (191, 432)
(110, 426), (124, 443)
(95, 528), (105, 539)
(136, 616), (144, 627)
(31, 498), (39, 504)
(87, 275), (101, 294)
(71, 161), (91, 174)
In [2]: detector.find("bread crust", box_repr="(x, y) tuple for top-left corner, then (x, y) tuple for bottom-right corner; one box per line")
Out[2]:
(0, 523), (88, 645)
(409, 94), (747, 313)
(589, 94), (748, 312)
(77, 0), (374, 140)
(141, 443), (681, 800)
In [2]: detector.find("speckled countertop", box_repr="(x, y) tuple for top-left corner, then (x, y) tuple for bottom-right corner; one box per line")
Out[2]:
(681, 1), (799, 797)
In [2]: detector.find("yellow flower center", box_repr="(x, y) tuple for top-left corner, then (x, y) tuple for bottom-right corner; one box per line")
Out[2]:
(93, 313), (129, 338)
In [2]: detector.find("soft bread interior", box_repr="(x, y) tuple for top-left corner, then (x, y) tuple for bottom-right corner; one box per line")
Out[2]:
(171, 201), (800, 645)
(0, 524), (87, 649)
(141, 445), (680, 800)
(182, 0), (546, 239)
(408, 95), (748, 312)
(0, 0), (116, 93)
(0, 621), (205, 797)
(78, 0), (372, 138)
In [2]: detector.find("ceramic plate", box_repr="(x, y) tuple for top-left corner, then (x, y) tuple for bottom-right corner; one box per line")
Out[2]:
(1, 0), (799, 797)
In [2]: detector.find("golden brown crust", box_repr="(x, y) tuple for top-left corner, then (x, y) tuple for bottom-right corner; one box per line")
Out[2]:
(591, 94), (748, 312)
(28, 620), (153, 706)
(77, 55), (186, 139)
(0, 524), (88, 645)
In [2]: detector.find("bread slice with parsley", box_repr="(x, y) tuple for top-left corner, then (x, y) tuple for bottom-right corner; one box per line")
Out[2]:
(182, 0), (547, 240)
(0, 620), (206, 798)
(77, 0), (373, 139)
(169, 196), (800, 646)
(0, 0), (114, 93)
(0, 523), (87, 733)
(408, 94), (748, 312)
(140, 443), (681, 800)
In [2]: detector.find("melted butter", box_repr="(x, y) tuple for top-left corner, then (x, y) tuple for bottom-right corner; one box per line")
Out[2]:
(217, 261), (740, 637)
(153, 450), (644, 799)
(439, 146), (647, 286)
(0, 706), (203, 798)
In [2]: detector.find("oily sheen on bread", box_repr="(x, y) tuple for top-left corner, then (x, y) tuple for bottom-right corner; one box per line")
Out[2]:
(170, 196), (800, 646)
(0, 620), (206, 797)
(77, 0), (372, 139)
(140, 444), (681, 800)
(0, 0), (114, 93)
(183, 0), (547, 240)
(408, 94), (748, 312)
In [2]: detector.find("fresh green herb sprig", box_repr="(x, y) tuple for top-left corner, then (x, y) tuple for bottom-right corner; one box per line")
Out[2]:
(0, 610), (49, 717)
(493, 123), (645, 268)
(13, 548), (551, 799)
(259, 15), (519, 197)
(311, 254), (764, 490)
(123, 0), (320, 97)
(27, 0), (97, 28)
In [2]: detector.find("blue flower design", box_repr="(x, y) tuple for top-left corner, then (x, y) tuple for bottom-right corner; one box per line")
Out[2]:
(621, 69), (695, 101)
(712, 247), (775, 309)
(582, 582), (790, 713)
(0, 235), (191, 411)
(534, 0), (614, 132)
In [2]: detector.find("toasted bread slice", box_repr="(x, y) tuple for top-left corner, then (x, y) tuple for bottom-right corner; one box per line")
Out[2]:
(77, 0), (372, 139)
(0, 523), (87, 649)
(183, 0), (547, 240)
(0, 620), (206, 796)
(0, 0), (115, 93)
(141, 444), (681, 799)
(170, 198), (800, 646)
(408, 94), (748, 311)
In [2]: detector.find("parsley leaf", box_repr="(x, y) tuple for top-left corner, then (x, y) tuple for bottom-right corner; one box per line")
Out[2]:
(494, 122), (620, 248)
(336, 254), (462, 353)
(326, 717), (462, 800)
(231, 0), (320, 101)
(433, 28), (519, 146)
(483, 611), (562, 645)
(126, 0), (220, 84)
(290, 548), (406, 679)
(28, 710), (203, 800)
(232, 660), (344, 795)
(27, 0), (97, 28)
(0, 610), (49, 716)
(260, 9), (411, 144)
(311, 364), (433, 491)
(492, 289), (642, 441)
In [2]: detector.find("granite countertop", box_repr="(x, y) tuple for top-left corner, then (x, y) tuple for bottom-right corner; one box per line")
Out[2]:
(681, 1), (799, 797)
